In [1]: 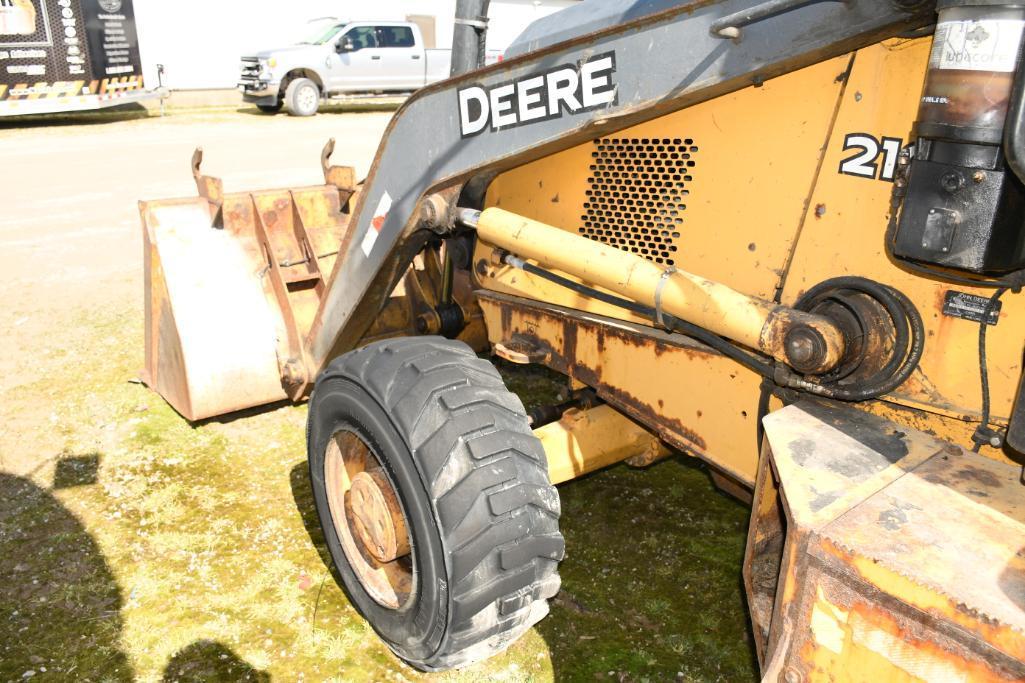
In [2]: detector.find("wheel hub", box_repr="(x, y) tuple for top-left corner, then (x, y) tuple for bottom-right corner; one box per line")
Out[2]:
(346, 470), (410, 563)
(324, 431), (413, 609)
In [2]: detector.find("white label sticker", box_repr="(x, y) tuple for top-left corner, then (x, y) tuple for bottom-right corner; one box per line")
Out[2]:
(361, 192), (392, 258)
(930, 19), (1025, 73)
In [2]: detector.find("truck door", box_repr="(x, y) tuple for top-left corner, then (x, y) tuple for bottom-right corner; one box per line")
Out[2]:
(375, 25), (422, 91)
(328, 26), (383, 92)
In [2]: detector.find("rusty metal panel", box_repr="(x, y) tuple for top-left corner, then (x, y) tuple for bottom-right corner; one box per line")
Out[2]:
(141, 174), (488, 419)
(477, 290), (761, 485)
(752, 402), (1025, 681)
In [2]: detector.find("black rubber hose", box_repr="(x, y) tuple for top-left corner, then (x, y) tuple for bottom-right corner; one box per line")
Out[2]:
(504, 257), (922, 402)
(508, 256), (776, 377)
(792, 277), (924, 401)
(972, 287), (1008, 452)
(797, 278), (909, 388)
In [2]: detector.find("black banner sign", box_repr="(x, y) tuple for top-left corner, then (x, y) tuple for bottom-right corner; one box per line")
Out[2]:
(0, 0), (142, 101)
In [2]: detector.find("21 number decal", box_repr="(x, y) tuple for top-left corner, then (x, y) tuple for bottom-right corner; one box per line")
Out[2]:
(838, 133), (902, 182)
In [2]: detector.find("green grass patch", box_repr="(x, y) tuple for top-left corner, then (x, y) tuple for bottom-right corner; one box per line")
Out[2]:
(0, 305), (756, 681)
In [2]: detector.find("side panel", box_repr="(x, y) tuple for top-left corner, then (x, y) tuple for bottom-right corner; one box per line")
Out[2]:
(477, 56), (851, 483)
(783, 39), (1025, 430)
(483, 55), (852, 301)
(477, 40), (1025, 479)
(478, 292), (763, 485)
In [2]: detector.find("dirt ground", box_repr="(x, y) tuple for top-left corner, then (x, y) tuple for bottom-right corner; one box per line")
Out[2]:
(0, 105), (756, 682)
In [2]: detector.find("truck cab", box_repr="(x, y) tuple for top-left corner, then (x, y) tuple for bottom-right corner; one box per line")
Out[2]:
(239, 20), (455, 116)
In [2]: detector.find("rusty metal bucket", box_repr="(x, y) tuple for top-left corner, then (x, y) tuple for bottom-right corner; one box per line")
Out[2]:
(139, 141), (358, 421)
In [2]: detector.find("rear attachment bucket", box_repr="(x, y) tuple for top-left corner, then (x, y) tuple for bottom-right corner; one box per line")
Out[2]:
(139, 142), (358, 421)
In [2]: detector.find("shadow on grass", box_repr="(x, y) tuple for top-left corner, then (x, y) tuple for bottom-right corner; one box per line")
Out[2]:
(192, 399), (294, 427)
(537, 456), (759, 682)
(0, 103), (151, 130)
(53, 453), (101, 489)
(0, 472), (132, 681)
(289, 461), (339, 581)
(287, 443), (758, 681)
(162, 640), (269, 682)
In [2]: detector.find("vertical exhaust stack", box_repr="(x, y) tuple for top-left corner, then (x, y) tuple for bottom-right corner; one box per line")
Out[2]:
(451, 0), (492, 76)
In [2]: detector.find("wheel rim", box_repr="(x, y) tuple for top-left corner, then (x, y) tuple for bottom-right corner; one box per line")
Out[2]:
(297, 85), (318, 113)
(324, 431), (413, 609)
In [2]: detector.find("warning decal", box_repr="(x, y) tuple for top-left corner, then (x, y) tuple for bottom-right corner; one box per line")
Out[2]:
(361, 192), (392, 258)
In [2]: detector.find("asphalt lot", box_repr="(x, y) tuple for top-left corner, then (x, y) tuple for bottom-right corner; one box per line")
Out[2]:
(0, 106), (391, 408)
(0, 105), (754, 682)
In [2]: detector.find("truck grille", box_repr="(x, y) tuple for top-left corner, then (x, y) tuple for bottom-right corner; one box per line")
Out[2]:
(580, 137), (698, 266)
(239, 58), (261, 81)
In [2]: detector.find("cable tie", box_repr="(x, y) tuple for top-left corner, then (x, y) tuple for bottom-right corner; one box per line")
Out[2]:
(653, 265), (677, 330)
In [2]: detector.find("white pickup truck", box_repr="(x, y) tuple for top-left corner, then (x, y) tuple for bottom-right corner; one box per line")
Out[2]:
(239, 20), (497, 116)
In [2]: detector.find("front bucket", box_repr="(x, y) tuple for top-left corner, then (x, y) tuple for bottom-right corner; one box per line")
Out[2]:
(140, 145), (357, 421)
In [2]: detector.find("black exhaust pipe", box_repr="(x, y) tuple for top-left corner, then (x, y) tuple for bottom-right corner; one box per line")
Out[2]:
(451, 0), (492, 76)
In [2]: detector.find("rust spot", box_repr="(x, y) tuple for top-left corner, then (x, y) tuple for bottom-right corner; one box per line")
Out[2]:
(562, 317), (578, 369)
(500, 301), (512, 334)
(482, 294), (713, 453)
(815, 203), (826, 218)
(551, 194), (560, 204)
(595, 381), (709, 452)
(953, 466), (1001, 488)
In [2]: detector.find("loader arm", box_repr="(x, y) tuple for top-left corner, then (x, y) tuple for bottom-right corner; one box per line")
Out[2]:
(304, 0), (933, 384)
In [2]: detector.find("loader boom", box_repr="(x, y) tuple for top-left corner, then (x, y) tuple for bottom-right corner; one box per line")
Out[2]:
(302, 0), (933, 387)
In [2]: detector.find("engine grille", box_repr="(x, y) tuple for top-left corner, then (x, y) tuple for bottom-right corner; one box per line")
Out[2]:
(580, 137), (698, 266)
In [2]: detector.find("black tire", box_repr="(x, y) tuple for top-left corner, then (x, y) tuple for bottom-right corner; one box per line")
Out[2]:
(284, 77), (320, 117)
(256, 102), (283, 114)
(307, 337), (563, 671)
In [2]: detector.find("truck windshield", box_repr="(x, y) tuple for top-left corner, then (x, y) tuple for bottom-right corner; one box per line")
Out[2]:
(299, 23), (346, 45)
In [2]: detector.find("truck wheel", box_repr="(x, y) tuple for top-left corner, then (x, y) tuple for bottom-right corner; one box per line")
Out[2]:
(307, 337), (563, 671)
(285, 77), (320, 116)
(256, 102), (283, 114)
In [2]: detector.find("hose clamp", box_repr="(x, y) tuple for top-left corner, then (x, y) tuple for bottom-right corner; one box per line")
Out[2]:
(455, 17), (489, 30)
(653, 265), (677, 329)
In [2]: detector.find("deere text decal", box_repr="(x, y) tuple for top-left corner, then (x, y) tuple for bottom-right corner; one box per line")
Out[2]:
(457, 52), (617, 137)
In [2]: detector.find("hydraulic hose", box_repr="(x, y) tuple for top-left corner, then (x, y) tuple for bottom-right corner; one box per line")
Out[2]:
(503, 255), (776, 378)
(499, 255), (923, 402)
(789, 277), (925, 401)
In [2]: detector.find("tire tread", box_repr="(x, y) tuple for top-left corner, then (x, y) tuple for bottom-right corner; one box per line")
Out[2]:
(317, 337), (563, 670)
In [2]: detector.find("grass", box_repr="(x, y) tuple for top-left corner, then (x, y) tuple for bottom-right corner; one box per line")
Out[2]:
(0, 305), (756, 682)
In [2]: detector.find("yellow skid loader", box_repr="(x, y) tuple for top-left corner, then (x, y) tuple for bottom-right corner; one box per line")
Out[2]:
(141, 0), (1025, 677)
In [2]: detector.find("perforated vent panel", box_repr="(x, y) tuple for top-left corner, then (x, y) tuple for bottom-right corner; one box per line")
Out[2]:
(580, 137), (698, 266)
